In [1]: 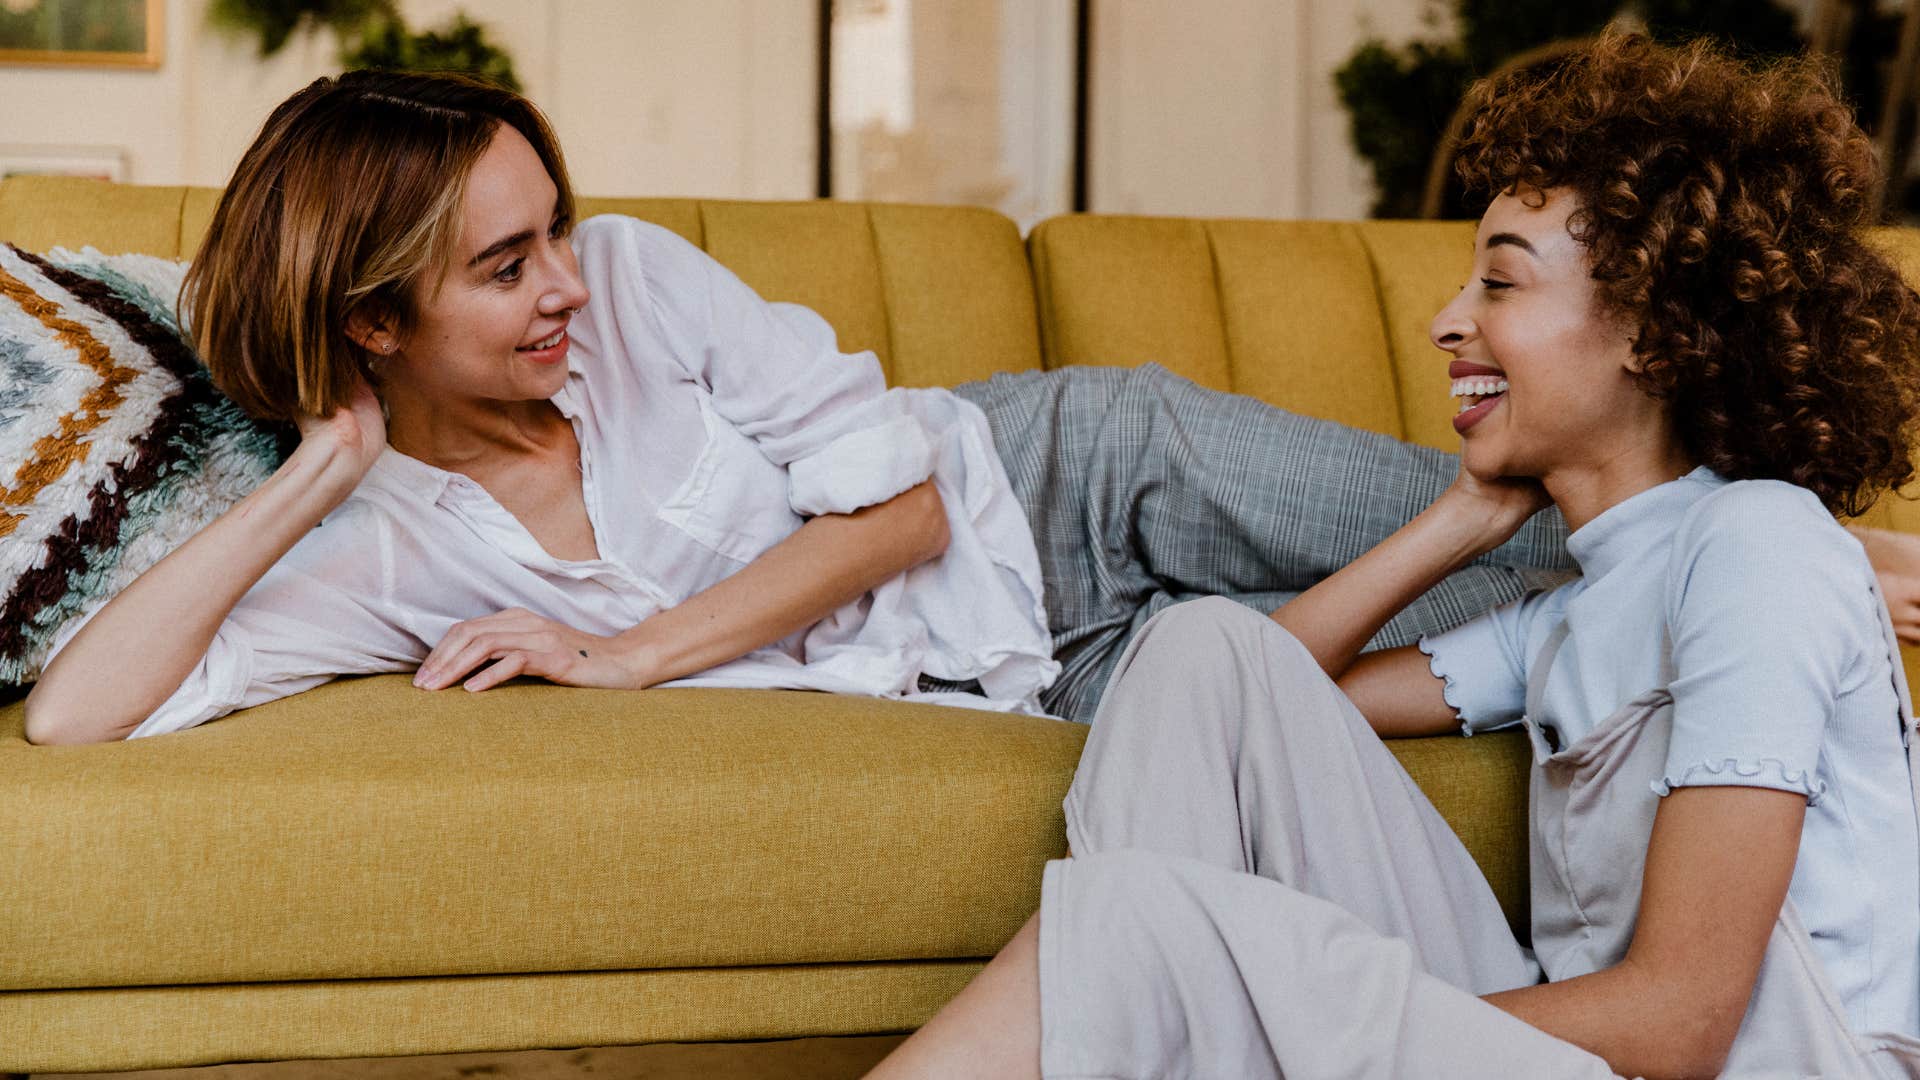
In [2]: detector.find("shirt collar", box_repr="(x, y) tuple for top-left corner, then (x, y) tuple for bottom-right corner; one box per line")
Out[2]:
(1563, 465), (1723, 581)
(366, 447), (457, 504)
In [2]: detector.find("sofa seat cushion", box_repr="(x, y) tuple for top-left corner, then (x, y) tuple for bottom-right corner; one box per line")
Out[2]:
(0, 678), (1084, 991)
(2, 675), (1537, 993)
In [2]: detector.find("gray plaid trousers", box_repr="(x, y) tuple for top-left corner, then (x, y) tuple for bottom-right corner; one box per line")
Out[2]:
(952, 364), (1573, 723)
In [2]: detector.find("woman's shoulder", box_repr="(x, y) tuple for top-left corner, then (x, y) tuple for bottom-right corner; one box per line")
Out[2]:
(1678, 476), (1854, 557)
(569, 214), (725, 347)
(571, 214), (705, 273)
(264, 461), (442, 598)
(1668, 475), (1876, 616)
(288, 459), (423, 555)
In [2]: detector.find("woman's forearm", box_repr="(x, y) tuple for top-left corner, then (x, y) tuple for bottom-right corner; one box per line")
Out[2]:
(23, 445), (364, 744)
(1270, 497), (1496, 679)
(1484, 961), (1735, 1079)
(615, 480), (950, 687)
(1482, 949), (1758, 1076)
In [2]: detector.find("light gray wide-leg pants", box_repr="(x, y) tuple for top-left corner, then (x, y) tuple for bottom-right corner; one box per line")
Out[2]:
(1037, 597), (1623, 1079)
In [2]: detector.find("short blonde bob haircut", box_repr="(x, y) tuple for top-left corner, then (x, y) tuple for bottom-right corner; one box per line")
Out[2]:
(183, 69), (576, 422)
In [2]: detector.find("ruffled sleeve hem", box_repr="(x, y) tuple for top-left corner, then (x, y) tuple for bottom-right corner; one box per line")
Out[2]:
(1416, 633), (1477, 737)
(1651, 757), (1829, 806)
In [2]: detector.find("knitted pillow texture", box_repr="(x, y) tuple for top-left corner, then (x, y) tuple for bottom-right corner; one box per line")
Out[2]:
(0, 243), (284, 685)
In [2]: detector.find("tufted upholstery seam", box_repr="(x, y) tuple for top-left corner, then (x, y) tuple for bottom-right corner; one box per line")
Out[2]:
(1354, 225), (1415, 441)
(1202, 222), (1234, 394)
(863, 205), (900, 385)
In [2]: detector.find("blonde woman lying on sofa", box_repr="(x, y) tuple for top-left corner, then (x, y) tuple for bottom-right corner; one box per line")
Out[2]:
(18, 68), (1920, 747)
(870, 34), (1920, 1080)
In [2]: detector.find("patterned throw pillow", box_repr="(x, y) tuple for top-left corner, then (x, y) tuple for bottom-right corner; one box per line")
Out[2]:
(0, 244), (286, 686)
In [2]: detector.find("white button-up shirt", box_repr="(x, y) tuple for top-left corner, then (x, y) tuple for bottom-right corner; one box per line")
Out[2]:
(78, 215), (1057, 738)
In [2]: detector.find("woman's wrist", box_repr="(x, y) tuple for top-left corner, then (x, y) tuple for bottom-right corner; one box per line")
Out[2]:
(283, 436), (373, 507)
(1405, 496), (1512, 573)
(611, 625), (670, 690)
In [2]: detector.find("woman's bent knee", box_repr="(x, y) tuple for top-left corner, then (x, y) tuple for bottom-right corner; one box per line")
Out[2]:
(1128, 596), (1325, 686)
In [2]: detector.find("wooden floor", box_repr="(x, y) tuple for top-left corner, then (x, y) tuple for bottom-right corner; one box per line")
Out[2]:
(29, 1036), (908, 1080)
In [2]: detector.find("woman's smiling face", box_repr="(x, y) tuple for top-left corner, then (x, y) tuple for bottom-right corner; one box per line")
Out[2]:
(1427, 186), (1664, 487)
(387, 123), (591, 408)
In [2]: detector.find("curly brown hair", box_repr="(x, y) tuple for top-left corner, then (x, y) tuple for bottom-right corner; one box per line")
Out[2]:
(1454, 33), (1920, 516)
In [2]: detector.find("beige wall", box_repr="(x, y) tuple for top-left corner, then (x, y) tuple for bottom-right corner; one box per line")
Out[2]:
(0, 0), (1423, 218)
(1087, 0), (1431, 220)
(1082, 0), (1831, 220)
(828, 0), (1076, 231)
(0, 0), (817, 198)
(18, 0), (1799, 220)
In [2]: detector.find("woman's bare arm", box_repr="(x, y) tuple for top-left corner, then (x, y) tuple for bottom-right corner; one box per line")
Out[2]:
(1270, 472), (1549, 736)
(413, 479), (951, 692)
(23, 385), (385, 745)
(1334, 646), (1457, 738)
(1485, 785), (1803, 1079)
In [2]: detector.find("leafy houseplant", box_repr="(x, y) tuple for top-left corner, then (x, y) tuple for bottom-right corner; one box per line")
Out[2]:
(341, 11), (520, 92)
(208, 0), (520, 90)
(208, 0), (390, 57)
(1334, 0), (1868, 219)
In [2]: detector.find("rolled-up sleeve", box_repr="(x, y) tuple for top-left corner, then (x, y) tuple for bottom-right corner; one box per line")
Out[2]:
(570, 215), (936, 517)
(46, 501), (425, 739)
(44, 602), (258, 738)
(1655, 483), (1871, 804)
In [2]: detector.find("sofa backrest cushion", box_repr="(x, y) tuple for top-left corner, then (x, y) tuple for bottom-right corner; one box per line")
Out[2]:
(1025, 215), (1559, 450)
(1028, 215), (1409, 440)
(1030, 214), (1920, 463)
(0, 178), (1045, 391)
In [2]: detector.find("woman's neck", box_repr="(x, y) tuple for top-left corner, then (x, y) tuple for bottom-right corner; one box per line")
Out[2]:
(1543, 437), (1697, 533)
(380, 385), (570, 472)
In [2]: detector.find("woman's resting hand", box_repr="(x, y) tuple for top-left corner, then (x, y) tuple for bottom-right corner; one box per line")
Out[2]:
(414, 608), (645, 692)
(1272, 467), (1549, 690)
(412, 480), (950, 697)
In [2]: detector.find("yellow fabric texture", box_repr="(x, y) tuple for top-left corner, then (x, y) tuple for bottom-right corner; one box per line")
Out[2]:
(0, 681), (1081, 992)
(1027, 215), (1408, 436)
(0, 174), (194, 258)
(0, 962), (982, 1073)
(3, 174), (1917, 1071)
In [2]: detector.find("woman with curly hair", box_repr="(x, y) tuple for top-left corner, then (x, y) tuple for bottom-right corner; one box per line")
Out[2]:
(871, 34), (1920, 1080)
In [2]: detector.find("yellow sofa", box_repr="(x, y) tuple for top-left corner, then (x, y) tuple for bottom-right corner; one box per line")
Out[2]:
(2, 175), (1916, 1073)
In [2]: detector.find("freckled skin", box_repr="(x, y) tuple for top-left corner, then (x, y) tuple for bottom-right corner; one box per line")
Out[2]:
(377, 125), (593, 452)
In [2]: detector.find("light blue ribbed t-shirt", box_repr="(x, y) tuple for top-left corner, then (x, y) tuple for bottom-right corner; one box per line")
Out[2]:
(1421, 466), (1919, 1037)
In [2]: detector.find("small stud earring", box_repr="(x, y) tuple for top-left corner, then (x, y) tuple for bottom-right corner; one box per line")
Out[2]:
(383, 342), (394, 354)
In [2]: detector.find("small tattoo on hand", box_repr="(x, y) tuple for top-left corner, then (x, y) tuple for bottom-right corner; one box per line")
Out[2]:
(579, 649), (589, 657)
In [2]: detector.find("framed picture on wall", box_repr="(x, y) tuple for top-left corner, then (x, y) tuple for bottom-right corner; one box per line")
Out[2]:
(0, 0), (163, 69)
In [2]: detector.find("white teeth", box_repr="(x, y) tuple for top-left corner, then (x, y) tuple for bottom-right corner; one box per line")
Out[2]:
(1448, 376), (1509, 398)
(523, 329), (564, 351)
